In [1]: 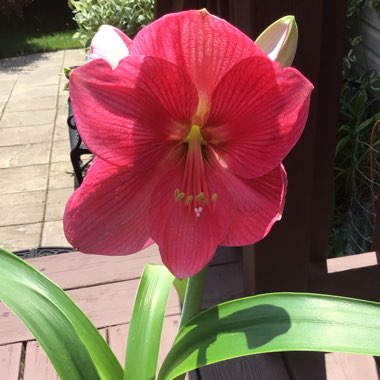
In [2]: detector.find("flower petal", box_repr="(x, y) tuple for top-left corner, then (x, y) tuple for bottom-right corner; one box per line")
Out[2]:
(88, 25), (131, 69)
(64, 158), (154, 255)
(131, 9), (266, 96)
(220, 165), (287, 246)
(205, 56), (313, 178)
(147, 159), (230, 278)
(70, 56), (199, 170)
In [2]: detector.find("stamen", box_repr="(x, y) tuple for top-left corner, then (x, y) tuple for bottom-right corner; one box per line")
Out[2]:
(174, 188), (185, 202)
(174, 124), (218, 217)
(196, 192), (208, 204)
(211, 193), (218, 203)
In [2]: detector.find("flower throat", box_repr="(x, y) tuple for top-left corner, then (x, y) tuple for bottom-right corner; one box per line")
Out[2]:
(174, 125), (218, 217)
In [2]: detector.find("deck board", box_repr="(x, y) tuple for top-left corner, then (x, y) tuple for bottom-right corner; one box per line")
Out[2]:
(199, 354), (291, 379)
(327, 251), (379, 273)
(0, 278), (181, 345)
(284, 351), (380, 380)
(23, 340), (58, 380)
(0, 248), (241, 346)
(0, 342), (22, 380)
(27, 245), (163, 290)
(108, 314), (181, 369)
(25, 246), (241, 292)
(0, 249), (378, 379)
(325, 353), (379, 380)
(311, 251), (380, 302)
(22, 331), (108, 380)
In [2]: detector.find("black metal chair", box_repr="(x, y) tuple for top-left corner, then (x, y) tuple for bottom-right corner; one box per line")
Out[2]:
(67, 97), (93, 188)
(13, 246), (75, 259)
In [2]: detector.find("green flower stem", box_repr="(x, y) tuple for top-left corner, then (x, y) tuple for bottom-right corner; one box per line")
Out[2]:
(175, 267), (208, 380)
(179, 267), (208, 329)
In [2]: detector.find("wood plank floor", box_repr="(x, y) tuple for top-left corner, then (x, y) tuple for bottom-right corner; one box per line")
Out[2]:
(0, 246), (378, 379)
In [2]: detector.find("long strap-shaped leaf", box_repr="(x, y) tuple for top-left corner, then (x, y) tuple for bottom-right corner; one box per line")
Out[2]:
(158, 292), (380, 380)
(124, 264), (176, 380)
(0, 248), (123, 380)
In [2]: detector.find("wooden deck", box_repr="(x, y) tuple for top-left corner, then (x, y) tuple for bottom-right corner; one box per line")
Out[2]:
(0, 246), (378, 379)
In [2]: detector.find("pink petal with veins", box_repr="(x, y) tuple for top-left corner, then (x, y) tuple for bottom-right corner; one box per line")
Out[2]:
(147, 159), (230, 278)
(206, 56), (313, 178)
(64, 158), (154, 255)
(131, 9), (266, 96)
(220, 165), (287, 246)
(70, 56), (198, 170)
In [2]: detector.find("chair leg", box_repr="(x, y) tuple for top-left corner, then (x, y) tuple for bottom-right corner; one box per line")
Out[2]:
(67, 96), (93, 186)
(70, 138), (84, 186)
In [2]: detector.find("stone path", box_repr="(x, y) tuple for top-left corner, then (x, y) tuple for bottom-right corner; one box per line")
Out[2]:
(0, 49), (86, 251)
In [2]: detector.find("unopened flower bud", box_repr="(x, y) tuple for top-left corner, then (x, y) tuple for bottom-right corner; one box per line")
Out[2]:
(88, 25), (130, 69)
(256, 15), (298, 68)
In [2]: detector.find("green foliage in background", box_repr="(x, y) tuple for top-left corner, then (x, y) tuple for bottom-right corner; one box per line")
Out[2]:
(68, 0), (154, 47)
(329, 0), (380, 256)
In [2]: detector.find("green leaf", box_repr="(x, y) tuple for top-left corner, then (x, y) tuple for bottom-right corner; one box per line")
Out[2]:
(0, 248), (123, 380)
(124, 264), (176, 380)
(158, 292), (380, 380)
(63, 66), (73, 79)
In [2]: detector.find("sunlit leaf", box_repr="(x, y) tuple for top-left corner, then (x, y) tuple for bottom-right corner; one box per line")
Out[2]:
(124, 264), (176, 380)
(0, 248), (123, 380)
(158, 293), (380, 380)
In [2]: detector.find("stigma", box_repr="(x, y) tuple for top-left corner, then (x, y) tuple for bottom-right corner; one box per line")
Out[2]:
(174, 124), (218, 217)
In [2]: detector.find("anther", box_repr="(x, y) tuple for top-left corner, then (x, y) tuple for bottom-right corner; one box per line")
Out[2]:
(185, 195), (194, 206)
(174, 189), (186, 202)
(196, 192), (208, 204)
(211, 193), (218, 203)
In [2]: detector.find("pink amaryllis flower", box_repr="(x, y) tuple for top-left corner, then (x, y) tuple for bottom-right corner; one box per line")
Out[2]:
(64, 10), (313, 279)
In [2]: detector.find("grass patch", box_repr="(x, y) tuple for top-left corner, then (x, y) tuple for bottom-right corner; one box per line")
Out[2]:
(0, 28), (82, 59)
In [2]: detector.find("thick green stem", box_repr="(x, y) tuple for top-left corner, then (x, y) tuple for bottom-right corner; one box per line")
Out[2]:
(179, 267), (208, 330)
(175, 267), (208, 380)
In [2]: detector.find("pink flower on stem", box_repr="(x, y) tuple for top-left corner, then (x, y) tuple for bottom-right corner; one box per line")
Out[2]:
(64, 10), (313, 279)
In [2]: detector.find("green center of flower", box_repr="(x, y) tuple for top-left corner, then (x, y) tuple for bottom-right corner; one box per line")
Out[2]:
(174, 124), (218, 217)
